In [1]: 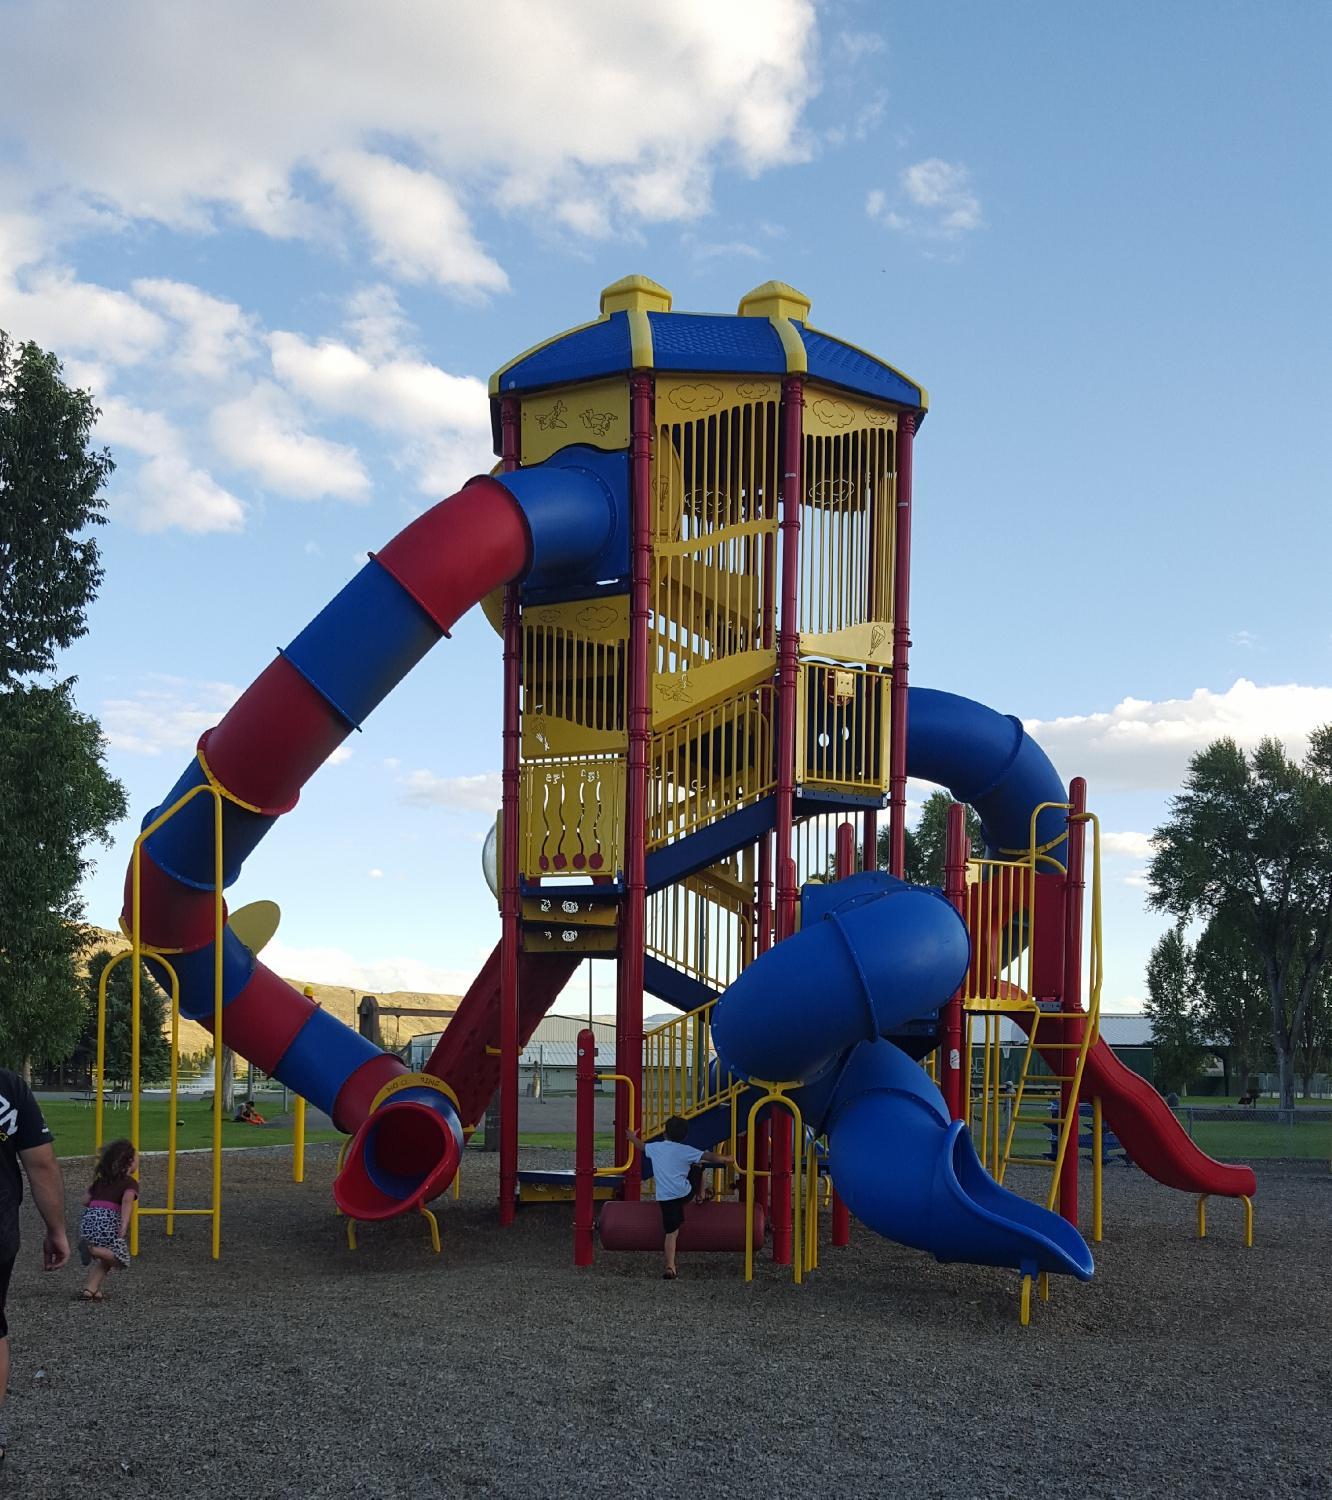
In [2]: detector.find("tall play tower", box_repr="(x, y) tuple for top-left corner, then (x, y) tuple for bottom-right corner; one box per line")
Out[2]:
(480, 274), (922, 1223)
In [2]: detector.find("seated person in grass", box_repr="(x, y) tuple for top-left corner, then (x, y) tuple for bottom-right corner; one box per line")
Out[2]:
(232, 1101), (267, 1125)
(624, 1116), (735, 1281)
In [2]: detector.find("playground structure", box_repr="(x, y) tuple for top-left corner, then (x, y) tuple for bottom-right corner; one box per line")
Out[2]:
(115, 275), (1256, 1318)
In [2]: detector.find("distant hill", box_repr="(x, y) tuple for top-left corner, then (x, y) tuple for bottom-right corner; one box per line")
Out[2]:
(84, 928), (460, 1058)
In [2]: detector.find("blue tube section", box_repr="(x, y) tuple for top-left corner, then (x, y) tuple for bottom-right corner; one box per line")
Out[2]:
(270, 1006), (387, 1118)
(141, 756), (277, 892)
(906, 686), (1068, 860)
(144, 931), (256, 1022)
(282, 558), (442, 729)
(496, 445), (629, 594)
(711, 878), (969, 1084)
(822, 1039), (1093, 1279)
(363, 1087), (464, 1198)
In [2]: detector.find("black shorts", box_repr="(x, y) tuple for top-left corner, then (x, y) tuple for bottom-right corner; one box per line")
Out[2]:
(659, 1195), (691, 1236)
(0, 1253), (14, 1339)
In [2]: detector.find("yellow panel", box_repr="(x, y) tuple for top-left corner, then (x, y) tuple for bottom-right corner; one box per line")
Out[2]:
(520, 757), (625, 882)
(651, 651), (774, 733)
(656, 375), (779, 419)
(601, 275), (672, 315)
(521, 925), (619, 956)
(521, 892), (618, 927)
(521, 379), (629, 464)
(798, 623), (893, 667)
(804, 390), (898, 437)
(523, 596), (628, 757)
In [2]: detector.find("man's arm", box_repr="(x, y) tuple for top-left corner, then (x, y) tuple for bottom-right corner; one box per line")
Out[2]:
(624, 1125), (646, 1150)
(19, 1144), (70, 1270)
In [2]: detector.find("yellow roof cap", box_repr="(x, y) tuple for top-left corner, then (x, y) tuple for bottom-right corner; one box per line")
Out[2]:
(600, 275), (673, 316)
(737, 281), (812, 322)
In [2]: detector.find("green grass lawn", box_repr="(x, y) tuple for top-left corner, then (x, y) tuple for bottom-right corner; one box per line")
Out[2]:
(40, 1098), (617, 1160)
(40, 1098), (341, 1157)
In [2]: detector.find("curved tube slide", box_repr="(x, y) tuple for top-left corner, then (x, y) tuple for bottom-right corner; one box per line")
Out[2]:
(124, 450), (627, 1222)
(710, 876), (1093, 1279)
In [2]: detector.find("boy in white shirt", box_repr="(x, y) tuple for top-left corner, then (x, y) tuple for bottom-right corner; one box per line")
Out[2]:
(625, 1115), (735, 1280)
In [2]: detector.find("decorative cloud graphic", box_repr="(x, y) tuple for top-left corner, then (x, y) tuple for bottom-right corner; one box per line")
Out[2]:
(736, 380), (774, 399)
(668, 383), (723, 414)
(812, 397), (854, 429)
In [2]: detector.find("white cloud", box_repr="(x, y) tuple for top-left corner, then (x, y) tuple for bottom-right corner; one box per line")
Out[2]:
(367, 867), (384, 879)
(1123, 871), (1150, 889)
(1229, 629), (1258, 649)
(131, 278), (255, 379)
(400, 769), (501, 813)
(327, 745), (353, 766)
(0, 1), (817, 280)
(211, 382), (370, 501)
(1102, 831), (1154, 860)
(320, 151), (508, 295)
(868, 158), (982, 241)
(96, 396), (247, 533)
(269, 330), (489, 437)
(1025, 679), (1332, 793)
(101, 674), (240, 756)
(0, 264), (166, 366)
(262, 938), (475, 997)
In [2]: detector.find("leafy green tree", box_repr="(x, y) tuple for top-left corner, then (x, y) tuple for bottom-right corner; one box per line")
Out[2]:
(77, 947), (172, 1088)
(1143, 926), (1207, 1097)
(1148, 732), (1332, 1111)
(1, 336), (114, 686)
(1192, 915), (1270, 1097)
(875, 791), (985, 886)
(0, 335), (126, 1071)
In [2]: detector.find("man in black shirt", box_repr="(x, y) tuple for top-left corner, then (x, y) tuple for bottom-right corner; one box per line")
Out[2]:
(0, 1067), (69, 1463)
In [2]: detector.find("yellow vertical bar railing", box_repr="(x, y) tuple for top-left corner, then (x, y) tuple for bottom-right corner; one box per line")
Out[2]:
(128, 779), (227, 1260)
(743, 1087), (805, 1285)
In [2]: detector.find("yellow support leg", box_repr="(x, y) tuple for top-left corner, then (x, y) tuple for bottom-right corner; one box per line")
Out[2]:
(1039, 1271), (1050, 1303)
(1091, 1095), (1103, 1243)
(1020, 1274), (1033, 1326)
(1197, 1195), (1208, 1239)
(420, 1205), (441, 1255)
(1242, 1194), (1254, 1248)
(346, 1217), (358, 1252)
(292, 1095), (306, 1184)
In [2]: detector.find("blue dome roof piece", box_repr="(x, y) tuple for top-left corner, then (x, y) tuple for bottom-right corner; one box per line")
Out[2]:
(495, 311), (635, 393)
(646, 312), (787, 375)
(797, 324), (925, 410)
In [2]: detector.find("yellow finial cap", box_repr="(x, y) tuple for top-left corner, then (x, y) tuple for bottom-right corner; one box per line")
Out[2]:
(737, 281), (812, 323)
(600, 275), (673, 316)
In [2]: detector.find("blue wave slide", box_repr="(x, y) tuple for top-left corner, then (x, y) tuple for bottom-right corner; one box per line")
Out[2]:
(703, 686), (1093, 1282)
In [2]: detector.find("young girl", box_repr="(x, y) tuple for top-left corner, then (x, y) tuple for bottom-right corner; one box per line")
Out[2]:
(76, 1139), (138, 1302)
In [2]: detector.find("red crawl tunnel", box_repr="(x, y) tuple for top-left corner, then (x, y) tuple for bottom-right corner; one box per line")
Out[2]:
(124, 449), (629, 1224)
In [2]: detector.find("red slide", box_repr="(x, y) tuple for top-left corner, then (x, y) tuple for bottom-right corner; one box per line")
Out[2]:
(1018, 1017), (1257, 1198)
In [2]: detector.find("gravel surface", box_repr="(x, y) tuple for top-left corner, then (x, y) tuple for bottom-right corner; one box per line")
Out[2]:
(4, 1148), (1328, 1498)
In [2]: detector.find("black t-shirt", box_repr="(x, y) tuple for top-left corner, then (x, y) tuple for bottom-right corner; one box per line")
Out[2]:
(0, 1068), (54, 1258)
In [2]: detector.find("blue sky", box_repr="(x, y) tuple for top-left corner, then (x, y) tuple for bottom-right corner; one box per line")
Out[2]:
(2, 0), (1329, 1014)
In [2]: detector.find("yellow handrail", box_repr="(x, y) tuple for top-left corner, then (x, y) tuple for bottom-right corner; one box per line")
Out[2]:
(641, 997), (741, 1138)
(743, 1084), (805, 1285)
(594, 1073), (637, 1176)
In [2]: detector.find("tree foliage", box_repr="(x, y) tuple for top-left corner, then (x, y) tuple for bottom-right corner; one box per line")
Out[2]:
(875, 791), (986, 886)
(77, 947), (172, 1088)
(0, 335), (114, 685)
(1148, 732), (1332, 1110)
(0, 334), (125, 1070)
(1142, 926), (1208, 1097)
(1192, 915), (1269, 1095)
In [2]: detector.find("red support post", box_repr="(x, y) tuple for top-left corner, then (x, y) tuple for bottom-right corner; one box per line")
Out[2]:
(887, 412), (916, 878)
(941, 802), (969, 1121)
(1059, 777), (1088, 1226)
(574, 1028), (596, 1266)
(497, 397), (522, 1226)
(769, 374), (805, 1267)
(831, 821), (856, 1246)
(615, 373), (653, 1202)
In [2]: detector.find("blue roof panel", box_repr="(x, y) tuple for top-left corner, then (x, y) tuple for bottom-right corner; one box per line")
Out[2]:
(497, 312), (634, 392)
(648, 312), (786, 374)
(798, 324), (923, 409)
